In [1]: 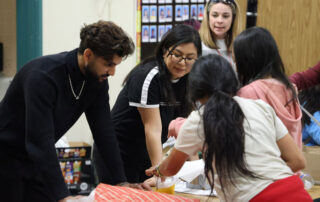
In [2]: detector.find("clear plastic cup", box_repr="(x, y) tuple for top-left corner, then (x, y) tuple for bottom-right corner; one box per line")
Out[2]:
(300, 173), (315, 190)
(155, 176), (176, 194)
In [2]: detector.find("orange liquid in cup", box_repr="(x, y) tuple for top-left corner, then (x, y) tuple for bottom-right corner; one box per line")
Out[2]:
(156, 184), (175, 194)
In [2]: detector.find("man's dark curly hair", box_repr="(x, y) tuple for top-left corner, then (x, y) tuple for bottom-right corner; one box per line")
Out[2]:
(78, 20), (135, 61)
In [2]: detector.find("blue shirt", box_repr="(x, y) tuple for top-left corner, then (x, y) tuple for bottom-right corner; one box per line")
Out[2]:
(302, 111), (320, 146)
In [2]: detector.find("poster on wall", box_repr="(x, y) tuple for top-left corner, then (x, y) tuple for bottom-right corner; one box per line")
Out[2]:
(175, 5), (182, 21)
(158, 25), (165, 41)
(142, 0), (149, 3)
(142, 25), (149, 43)
(150, 25), (157, 43)
(198, 4), (204, 20)
(159, 0), (165, 3)
(166, 5), (173, 22)
(150, 5), (157, 22)
(182, 5), (189, 20)
(159, 6), (166, 23)
(190, 4), (197, 18)
(142, 6), (149, 23)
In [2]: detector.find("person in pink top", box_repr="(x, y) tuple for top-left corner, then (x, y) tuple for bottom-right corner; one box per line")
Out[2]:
(168, 27), (303, 149)
(234, 27), (302, 149)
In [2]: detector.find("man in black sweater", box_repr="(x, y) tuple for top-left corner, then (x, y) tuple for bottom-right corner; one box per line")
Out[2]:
(0, 20), (149, 202)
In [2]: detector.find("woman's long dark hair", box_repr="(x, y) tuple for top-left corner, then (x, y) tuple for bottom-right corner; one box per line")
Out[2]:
(299, 85), (320, 125)
(234, 27), (297, 103)
(189, 54), (258, 197)
(124, 24), (202, 117)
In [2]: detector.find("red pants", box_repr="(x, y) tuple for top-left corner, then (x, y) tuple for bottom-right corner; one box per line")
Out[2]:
(250, 175), (313, 202)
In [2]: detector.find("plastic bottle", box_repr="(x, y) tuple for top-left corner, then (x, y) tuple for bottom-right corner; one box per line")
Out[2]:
(300, 173), (315, 190)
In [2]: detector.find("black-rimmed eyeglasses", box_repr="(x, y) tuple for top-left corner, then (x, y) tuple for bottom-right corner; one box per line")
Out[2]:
(167, 51), (197, 66)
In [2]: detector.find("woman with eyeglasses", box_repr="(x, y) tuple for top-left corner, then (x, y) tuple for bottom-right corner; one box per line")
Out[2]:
(93, 24), (201, 185)
(200, 0), (241, 70)
(146, 54), (312, 202)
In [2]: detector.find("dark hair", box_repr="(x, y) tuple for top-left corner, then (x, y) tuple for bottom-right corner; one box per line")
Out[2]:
(299, 85), (320, 125)
(124, 24), (202, 117)
(234, 27), (297, 102)
(182, 19), (201, 31)
(78, 20), (134, 61)
(189, 54), (257, 197)
(157, 24), (202, 116)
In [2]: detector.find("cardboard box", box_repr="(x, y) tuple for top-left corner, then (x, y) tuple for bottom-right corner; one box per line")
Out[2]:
(56, 142), (94, 195)
(303, 145), (320, 185)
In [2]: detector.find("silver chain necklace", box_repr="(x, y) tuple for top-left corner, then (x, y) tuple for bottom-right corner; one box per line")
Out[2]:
(68, 74), (85, 100)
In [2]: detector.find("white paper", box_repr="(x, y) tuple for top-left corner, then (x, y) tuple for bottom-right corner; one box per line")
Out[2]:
(175, 180), (216, 196)
(175, 160), (204, 183)
(173, 160), (216, 196)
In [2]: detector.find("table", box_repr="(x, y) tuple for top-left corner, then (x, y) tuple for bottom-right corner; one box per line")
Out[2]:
(176, 192), (219, 201)
(308, 185), (320, 199)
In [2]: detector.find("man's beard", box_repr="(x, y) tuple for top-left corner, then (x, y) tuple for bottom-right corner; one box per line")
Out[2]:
(83, 64), (101, 82)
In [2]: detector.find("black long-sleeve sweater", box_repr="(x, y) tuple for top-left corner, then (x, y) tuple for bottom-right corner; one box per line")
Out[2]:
(0, 49), (126, 200)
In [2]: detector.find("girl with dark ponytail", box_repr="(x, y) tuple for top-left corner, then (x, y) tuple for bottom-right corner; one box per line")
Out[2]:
(146, 54), (311, 202)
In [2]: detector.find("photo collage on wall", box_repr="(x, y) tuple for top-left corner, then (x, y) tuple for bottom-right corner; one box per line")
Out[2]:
(140, 0), (209, 60)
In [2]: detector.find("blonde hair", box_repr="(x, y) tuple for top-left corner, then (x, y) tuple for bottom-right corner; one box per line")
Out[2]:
(199, 0), (242, 52)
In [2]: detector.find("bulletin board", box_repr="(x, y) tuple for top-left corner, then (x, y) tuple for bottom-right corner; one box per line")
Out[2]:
(137, 0), (209, 62)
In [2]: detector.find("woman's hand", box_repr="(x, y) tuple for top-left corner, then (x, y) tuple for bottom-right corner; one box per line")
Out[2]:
(117, 182), (152, 191)
(143, 176), (157, 187)
(145, 165), (158, 177)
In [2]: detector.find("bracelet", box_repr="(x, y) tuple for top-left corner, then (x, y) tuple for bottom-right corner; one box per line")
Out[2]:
(156, 165), (163, 177)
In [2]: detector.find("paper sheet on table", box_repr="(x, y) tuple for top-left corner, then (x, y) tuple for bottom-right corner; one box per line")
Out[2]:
(175, 180), (217, 196)
(175, 160), (205, 183)
(173, 160), (216, 196)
